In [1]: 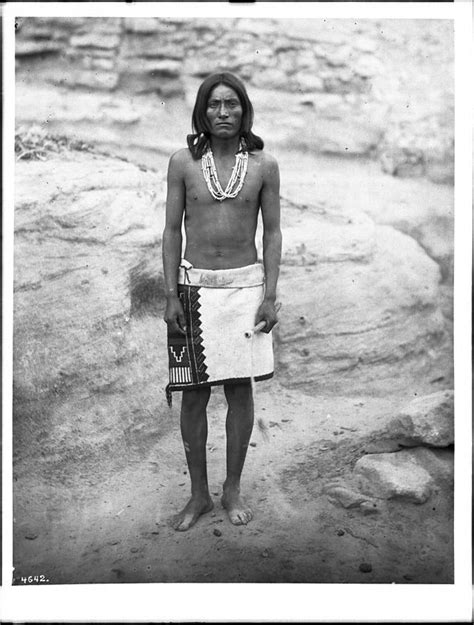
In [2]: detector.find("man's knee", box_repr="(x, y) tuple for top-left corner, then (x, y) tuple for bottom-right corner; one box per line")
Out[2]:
(182, 387), (211, 412)
(224, 382), (252, 404)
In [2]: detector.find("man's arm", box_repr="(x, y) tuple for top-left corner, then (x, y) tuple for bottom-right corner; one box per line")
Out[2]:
(256, 153), (282, 333)
(162, 151), (186, 335)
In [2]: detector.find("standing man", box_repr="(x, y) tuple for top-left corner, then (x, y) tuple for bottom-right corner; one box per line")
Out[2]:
(162, 72), (281, 531)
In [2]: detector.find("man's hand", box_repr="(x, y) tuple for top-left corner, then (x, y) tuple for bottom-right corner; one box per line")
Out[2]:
(164, 296), (186, 335)
(255, 299), (279, 334)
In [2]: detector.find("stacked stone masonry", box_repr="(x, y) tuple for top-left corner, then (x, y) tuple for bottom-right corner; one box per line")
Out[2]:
(15, 17), (453, 181)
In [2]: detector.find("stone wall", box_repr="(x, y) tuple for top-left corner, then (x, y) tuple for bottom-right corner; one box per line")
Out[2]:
(15, 17), (453, 182)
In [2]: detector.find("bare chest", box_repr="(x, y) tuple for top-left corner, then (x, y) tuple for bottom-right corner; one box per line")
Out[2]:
(184, 155), (263, 209)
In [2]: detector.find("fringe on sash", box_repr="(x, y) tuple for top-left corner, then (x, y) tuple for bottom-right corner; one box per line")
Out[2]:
(165, 384), (173, 408)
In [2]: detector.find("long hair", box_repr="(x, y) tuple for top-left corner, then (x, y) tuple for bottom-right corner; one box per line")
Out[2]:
(187, 72), (264, 160)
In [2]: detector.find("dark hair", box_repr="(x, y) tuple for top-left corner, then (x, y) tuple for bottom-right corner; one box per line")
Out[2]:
(187, 72), (264, 159)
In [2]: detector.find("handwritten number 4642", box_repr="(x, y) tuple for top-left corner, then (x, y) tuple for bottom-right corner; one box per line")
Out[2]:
(19, 575), (49, 584)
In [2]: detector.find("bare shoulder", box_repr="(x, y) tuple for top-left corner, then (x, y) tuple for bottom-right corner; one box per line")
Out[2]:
(251, 150), (280, 189)
(170, 148), (192, 165)
(251, 149), (279, 176)
(169, 147), (192, 169)
(167, 148), (193, 185)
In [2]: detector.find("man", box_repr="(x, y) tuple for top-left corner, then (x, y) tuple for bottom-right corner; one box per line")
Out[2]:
(162, 72), (281, 531)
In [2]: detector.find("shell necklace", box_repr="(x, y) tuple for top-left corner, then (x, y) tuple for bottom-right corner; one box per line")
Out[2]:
(201, 142), (248, 202)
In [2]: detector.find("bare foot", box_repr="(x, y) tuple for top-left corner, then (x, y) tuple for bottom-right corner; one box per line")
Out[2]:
(169, 494), (214, 531)
(221, 487), (253, 525)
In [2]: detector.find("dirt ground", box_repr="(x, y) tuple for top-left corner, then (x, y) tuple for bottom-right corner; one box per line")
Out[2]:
(13, 380), (453, 585)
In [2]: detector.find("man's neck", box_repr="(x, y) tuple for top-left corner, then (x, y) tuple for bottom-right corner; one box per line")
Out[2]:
(209, 135), (241, 158)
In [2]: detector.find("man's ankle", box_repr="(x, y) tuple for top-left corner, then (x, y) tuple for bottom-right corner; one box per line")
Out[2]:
(223, 479), (240, 493)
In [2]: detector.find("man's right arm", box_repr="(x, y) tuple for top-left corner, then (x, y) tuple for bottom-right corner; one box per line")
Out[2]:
(162, 151), (186, 335)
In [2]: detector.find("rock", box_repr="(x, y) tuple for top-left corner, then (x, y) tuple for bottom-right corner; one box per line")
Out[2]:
(123, 18), (160, 33)
(122, 36), (185, 61)
(358, 176), (453, 285)
(295, 73), (325, 93)
(359, 501), (380, 516)
(276, 224), (446, 394)
(354, 36), (378, 53)
(122, 59), (181, 77)
(213, 529), (222, 537)
(281, 204), (375, 265)
(363, 438), (409, 454)
(70, 33), (120, 50)
(402, 447), (454, 486)
(380, 148), (425, 178)
(354, 55), (383, 78)
(233, 19), (284, 37)
(394, 391), (454, 447)
(425, 159), (454, 185)
(16, 41), (62, 56)
(316, 117), (382, 155)
(310, 92), (346, 113)
(89, 58), (115, 72)
(118, 71), (182, 96)
(70, 69), (119, 91)
(14, 18), (453, 181)
(324, 484), (368, 509)
(363, 392), (454, 453)
(14, 151), (166, 464)
(359, 562), (372, 573)
(256, 68), (295, 91)
(354, 450), (434, 503)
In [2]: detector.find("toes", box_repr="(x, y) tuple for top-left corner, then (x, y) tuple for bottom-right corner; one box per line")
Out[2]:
(229, 509), (253, 525)
(169, 513), (190, 531)
(178, 514), (194, 531)
(240, 510), (252, 525)
(176, 521), (189, 532)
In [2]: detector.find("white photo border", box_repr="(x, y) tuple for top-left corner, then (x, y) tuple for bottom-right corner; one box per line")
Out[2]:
(2, 2), (472, 622)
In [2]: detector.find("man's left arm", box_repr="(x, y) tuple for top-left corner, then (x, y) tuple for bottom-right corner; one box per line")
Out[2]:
(256, 154), (282, 333)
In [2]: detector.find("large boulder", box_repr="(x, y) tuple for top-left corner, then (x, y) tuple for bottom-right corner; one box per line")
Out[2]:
(14, 150), (168, 468)
(389, 390), (454, 447)
(15, 151), (165, 392)
(275, 211), (448, 394)
(362, 390), (454, 453)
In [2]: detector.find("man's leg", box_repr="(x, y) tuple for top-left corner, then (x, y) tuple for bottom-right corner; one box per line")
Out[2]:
(170, 387), (213, 531)
(222, 382), (254, 525)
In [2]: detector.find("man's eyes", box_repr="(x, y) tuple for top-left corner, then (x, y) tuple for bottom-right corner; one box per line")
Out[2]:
(208, 101), (239, 108)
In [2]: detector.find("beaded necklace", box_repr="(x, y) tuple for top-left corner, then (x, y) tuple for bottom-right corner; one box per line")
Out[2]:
(201, 142), (248, 202)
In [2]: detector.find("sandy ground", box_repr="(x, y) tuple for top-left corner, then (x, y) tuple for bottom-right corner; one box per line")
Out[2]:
(14, 381), (453, 585)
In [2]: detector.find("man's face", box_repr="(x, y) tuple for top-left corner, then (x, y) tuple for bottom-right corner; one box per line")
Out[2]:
(206, 84), (243, 140)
